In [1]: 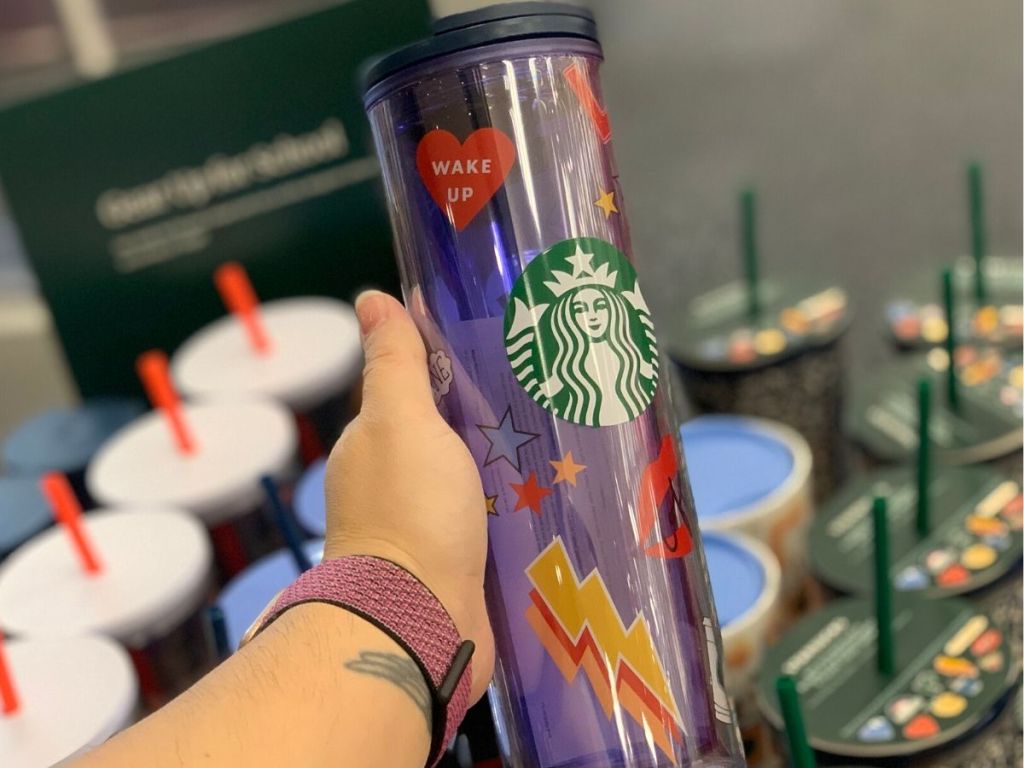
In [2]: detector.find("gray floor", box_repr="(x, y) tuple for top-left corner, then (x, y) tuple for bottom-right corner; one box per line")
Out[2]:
(591, 0), (1022, 378)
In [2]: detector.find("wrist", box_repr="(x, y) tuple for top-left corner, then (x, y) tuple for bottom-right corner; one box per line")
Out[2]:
(323, 537), (472, 642)
(322, 537), (427, 588)
(269, 605), (433, 765)
(245, 555), (474, 767)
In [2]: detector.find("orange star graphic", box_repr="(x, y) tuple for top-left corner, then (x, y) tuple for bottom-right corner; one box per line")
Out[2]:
(510, 472), (553, 515)
(485, 495), (499, 516)
(550, 451), (586, 486)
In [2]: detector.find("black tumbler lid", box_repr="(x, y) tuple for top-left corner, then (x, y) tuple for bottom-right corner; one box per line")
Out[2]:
(362, 2), (598, 103)
(431, 2), (594, 34)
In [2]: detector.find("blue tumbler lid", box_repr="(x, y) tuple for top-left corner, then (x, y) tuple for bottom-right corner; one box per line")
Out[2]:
(217, 540), (325, 651)
(362, 2), (597, 104)
(0, 475), (52, 557)
(680, 416), (795, 520)
(702, 532), (765, 627)
(294, 458), (328, 537)
(3, 399), (145, 475)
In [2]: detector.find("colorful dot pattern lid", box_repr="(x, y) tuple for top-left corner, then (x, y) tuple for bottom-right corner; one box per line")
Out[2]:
(757, 597), (1017, 759)
(811, 466), (1023, 599)
(886, 255), (1022, 351)
(847, 346), (1023, 464)
(671, 279), (851, 373)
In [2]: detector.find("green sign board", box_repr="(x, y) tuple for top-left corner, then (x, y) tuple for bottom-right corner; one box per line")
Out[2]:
(0, 0), (431, 396)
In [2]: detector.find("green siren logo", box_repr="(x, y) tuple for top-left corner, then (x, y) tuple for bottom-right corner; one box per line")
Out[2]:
(504, 237), (659, 427)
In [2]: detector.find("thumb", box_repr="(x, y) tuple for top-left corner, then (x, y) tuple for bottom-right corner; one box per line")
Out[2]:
(355, 290), (435, 420)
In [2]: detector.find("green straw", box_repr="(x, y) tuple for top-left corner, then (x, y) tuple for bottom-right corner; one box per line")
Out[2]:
(740, 188), (761, 318)
(873, 496), (895, 676)
(968, 163), (987, 303)
(776, 676), (817, 768)
(942, 267), (960, 412)
(916, 377), (931, 537)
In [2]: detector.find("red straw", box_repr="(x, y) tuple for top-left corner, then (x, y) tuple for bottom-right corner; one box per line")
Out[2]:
(136, 350), (197, 455)
(39, 473), (103, 575)
(214, 262), (271, 355)
(0, 630), (19, 716)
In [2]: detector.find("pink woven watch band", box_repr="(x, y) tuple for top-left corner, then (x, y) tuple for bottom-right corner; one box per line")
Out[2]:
(253, 556), (473, 767)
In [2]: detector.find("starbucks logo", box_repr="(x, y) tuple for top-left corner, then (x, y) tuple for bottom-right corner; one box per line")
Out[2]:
(504, 237), (659, 426)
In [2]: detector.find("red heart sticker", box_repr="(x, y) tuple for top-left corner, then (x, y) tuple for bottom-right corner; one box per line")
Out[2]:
(416, 128), (516, 232)
(903, 713), (940, 740)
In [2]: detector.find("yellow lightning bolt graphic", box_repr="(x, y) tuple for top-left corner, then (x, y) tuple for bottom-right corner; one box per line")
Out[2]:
(525, 536), (684, 761)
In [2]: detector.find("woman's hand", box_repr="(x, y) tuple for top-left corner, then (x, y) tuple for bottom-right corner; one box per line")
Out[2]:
(323, 290), (494, 701)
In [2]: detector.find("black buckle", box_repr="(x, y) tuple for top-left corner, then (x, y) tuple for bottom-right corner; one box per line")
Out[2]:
(427, 640), (475, 765)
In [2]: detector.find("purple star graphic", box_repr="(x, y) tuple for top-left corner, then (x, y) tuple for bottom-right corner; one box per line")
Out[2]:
(477, 408), (539, 472)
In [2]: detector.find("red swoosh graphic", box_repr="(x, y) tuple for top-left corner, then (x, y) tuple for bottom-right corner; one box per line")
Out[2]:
(563, 62), (612, 143)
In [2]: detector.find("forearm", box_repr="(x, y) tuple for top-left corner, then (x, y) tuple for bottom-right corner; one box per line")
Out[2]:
(75, 604), (431, 768)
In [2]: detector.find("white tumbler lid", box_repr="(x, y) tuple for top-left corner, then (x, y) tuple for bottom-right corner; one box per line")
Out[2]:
(87, 399), (296, 525)
(0, 507), (211, 646)
(173, 297), (362, 412)
(0, 635), (137, 767)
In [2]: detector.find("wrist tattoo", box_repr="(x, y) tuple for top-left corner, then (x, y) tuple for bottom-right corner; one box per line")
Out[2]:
(345, 651), (432, 732)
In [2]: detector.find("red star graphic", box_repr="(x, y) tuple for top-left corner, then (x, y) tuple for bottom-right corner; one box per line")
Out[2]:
(510, 472), (553, 515)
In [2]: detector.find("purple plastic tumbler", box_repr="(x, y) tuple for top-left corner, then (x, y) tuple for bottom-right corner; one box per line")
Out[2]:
(363, 5), (744, 766)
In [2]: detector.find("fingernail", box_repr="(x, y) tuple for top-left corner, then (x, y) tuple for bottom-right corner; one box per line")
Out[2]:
(354, 290), (388, 338)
